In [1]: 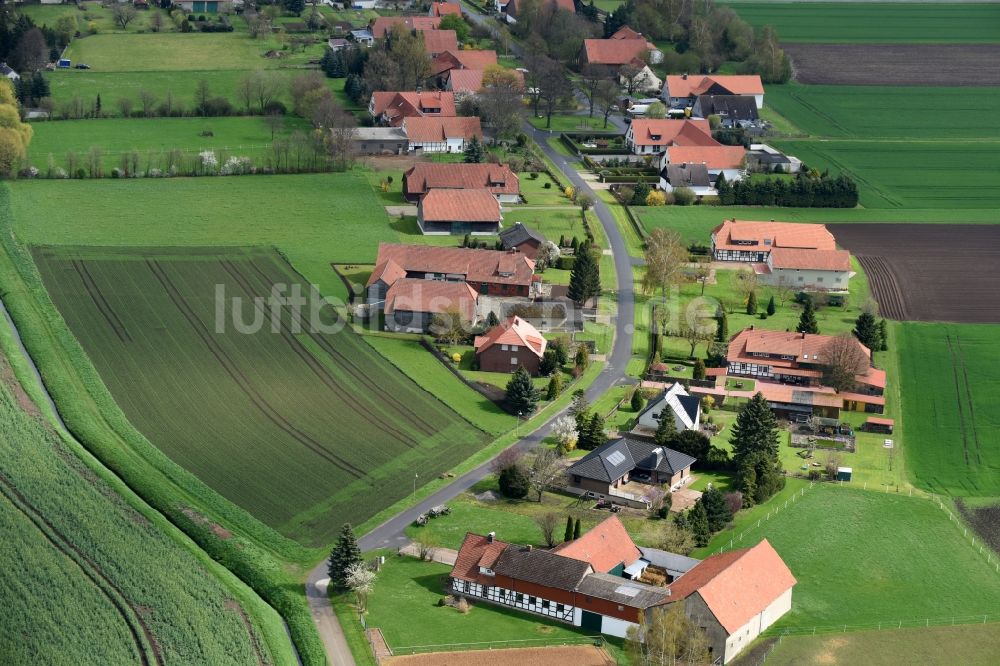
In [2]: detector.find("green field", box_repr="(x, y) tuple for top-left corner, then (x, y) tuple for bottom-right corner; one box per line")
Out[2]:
(703, 485), (1000, 628)
(765, 623), (1000, 666)
(723, 2), (1000, 43)
(773, 139), (1000, 209)
(896, 323), (1000, 498)
(64, 32), (322, 71)
(33, 246), (491, 546)
(27, 116), (311, 171)
(0, 346), (288, 664)
(767, 85), (1000, 140)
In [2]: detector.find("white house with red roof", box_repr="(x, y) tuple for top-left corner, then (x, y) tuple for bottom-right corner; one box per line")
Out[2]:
(474, 316), (547, 374)
(662, 74), (766, 109)
(402, 116), (483, 154)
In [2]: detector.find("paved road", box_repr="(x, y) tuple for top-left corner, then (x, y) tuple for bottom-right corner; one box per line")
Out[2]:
(305, 564), (356, 666)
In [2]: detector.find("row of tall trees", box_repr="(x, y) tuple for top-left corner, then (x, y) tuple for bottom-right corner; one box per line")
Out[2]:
(716, 172), (860, 208)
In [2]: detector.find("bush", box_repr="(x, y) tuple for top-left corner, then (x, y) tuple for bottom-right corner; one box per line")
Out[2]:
(263, 100), (287, 116)
(498, 464), (530, 499)
(673, 187), (695, 206)
(543, 182), (551, 189)
(646, 190), (667, 206)
(555, 256), (576, 270)
(202, 97), (234, 116)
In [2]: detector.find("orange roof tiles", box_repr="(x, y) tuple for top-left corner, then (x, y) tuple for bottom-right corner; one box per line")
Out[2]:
(712, 220), (838, 253)
(474, 316), (547, 359)
(451, 532), (511, 584)
(728, 328), (872, 366)
(370, 16), (441, 38)
(447, 68), (484, 92)
(430, 2), (462, 16)
(552, 515), (642, 574)
(627, 119), (714, 147)
(662, 540), (795, 634)
(369, 243), (536, 288)
(434, 49), (499, 76)
(423, 29), (459, 55)
(665, 74), (764, 99)
(404, 163), (519, 197)
(420, 189), (501, 223)
(384, 278), (478, 321)
(583, 38), (653, 66)
(768, 247), (851, 272)
(865, 416), (895, 426)
(370, 91), (457, 126)
(666, 144), (747, 170)
(859, 366), (886, 389)
(404, 116), (483, 142)
(610, 26), (644, 41)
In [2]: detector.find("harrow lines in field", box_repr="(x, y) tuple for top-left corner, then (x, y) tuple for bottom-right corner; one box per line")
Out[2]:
(244, 258), (448, 439)
(145, 259), (367, 480)
(218, 259), (421, 448)
(72, 260), (131, 343)
(0, 471), (160, 666)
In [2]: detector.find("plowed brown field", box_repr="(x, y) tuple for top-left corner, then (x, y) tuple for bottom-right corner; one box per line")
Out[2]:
(384, 645), (615, 666)
(785, 44), (1000, 86)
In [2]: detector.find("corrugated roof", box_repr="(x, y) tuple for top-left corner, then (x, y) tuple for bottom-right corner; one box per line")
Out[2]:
(575, 572), (668, 609)
(638, 547), (701, 577)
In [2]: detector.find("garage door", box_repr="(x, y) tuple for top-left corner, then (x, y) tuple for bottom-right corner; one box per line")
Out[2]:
(581, 610), (602, 632)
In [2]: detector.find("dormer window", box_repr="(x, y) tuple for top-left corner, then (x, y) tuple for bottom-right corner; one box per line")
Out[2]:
(478, 567), (495, 576)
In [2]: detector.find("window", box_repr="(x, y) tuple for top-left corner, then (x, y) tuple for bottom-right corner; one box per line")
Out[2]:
(817, 277), (824, 283)
(516, 593), (523, 603)
(798, 276), (804, 281)
(501, 344), (508, 351)
(511, 345), (519, 352)
(542, 600), (550, 609)
(556, 604), (564, 613)
(463, 580), (470, 593)
(510, 357), (518, 365)
(529, 596), (536, 605)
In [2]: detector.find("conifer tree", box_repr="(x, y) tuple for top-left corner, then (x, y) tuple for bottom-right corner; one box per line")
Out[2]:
(486, 310), (500, 328)
(700, 486), (732, 532)
(573, 517), (582, 540)
(693, 358), (706, 380)
(877, 319), (889, 351)
(328, 523), (362, 590)
(730, 393), (780, 466)
(654, 409), (677, 447)
(746, 290), (758, 315)
(568, 246), (600, 306)
(546, 373), (562, 401)
(564, 515), (575, 542)
(505, 366), (538, 414)
(853, 311), (880, 350)
(688, 501), (710, 547)
(766, 295), (776, 316)
(716, 309), (729, 342)
(630, 388), (645, 412)
(463, 136), (485, 163)
(797, 298), (819, 334)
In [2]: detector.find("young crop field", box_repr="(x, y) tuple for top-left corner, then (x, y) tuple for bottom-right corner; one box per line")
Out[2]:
(766, 85), (1000, 140)
(0, 353), (282, 665)
(703, 485), (1000, 628)
(26, 116), (311, 172)
(32, 246), (492, 546)
(63, 33), (322, 71)
(896, 322), (1000, 498)
(723, 2), (1000, 43)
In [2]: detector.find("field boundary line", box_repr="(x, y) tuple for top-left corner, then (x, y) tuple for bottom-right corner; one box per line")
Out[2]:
(771, 613), (1000, 639)
(389, 635), (604, 655)
(934, 497), (1000, 573)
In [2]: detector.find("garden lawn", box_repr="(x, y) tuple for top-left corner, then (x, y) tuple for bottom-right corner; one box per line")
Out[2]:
(8, 173), (398, 301)
(515, 171), (569, 206)
(63, 32), (322, 71)
(702, 485), (1000, 629)
(528, 114), (610, 132)
(26, 116), (311, 172)
(634, 206), (1000, 246)
(722, 2), (1000, 43)
(32, 246), (491, 546)
(766, 85), (1000, 140)
(21, 4), (139, 34)
(896, 322), (1000, 498)
(364, 555), (595, 652)
(765, 623), (1000, 666)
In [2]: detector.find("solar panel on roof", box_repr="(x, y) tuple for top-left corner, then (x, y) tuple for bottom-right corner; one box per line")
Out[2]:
(606, 451), (626, 466)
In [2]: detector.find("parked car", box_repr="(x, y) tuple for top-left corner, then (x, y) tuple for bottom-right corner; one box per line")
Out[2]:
(75, 63), (90, 70)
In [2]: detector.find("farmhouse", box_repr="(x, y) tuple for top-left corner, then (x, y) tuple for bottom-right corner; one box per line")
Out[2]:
(567, 436), (697, 497)
(417, 189), (502, 235)
(691, 95), (759, 126)
(432, 49), (499, 79)
(624, 118), (714, 155)
(711, 219), (837, 262)
(633, 383), (702, 434)
(370, 16), (442, 38)
(498, 222), (547, 258)
(368, 91), (456, 126)
(659, 163), (713, 197)
(367, 243), (536, 309)
(754, 247), (852, 291)
(403, 163), (520, 203)
(654, 540), (796, 663)
(450, 517), (795, 656)
(383, 278), (478, 333)
(474, 316), (547, 374)
(429, 1), (462, 16)
(402, 116), (483, 153)
(659, 144), (747, 184)
(422, 30), (460, 57)
(662, 74), (765, 109)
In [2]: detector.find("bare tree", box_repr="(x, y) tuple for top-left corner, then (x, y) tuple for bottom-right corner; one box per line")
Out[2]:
(528, 449), (564, 502)
(692, 263), (711, 295)
(642, 228), (689, 295)
(117, 97), (134, 118)
(149, 10), (165, 33)
(112, 4), (139, 30)
(594, 80), (619, 129)
(675, 323), (713, 358)
(534, 513), (561, 548)
(658, 520), (695, 555)
(430, 306), (468, 345)
(265, 111), (284, 140)
(730, 267), (758, 306)
(478, 65), (524, 140)
(821, 334), (870, 392)
(489, 447), (524, 475)
(535, 56), (572, 128)
(626, 602), (711, 666)
(138, 89), (157, 117)
(773, 275), (795, 306)
(618, 63), (643, 96)
(579, 64), (608, 118)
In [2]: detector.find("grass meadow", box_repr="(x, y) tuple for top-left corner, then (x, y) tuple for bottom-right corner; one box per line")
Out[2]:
(896, 322), (1000, 498)
(701, 485), (1000, 628)
(32, 246), (491, 546)
(26, 115), (311, 171)
(722, 2), (1000, 43)
(0, 348), (287, 664)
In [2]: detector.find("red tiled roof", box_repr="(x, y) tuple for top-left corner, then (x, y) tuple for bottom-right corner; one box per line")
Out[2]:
(474, 316), (547, 359)
(404, 116), (483, 142)
(665, 75), (764, 99)
(423, 29), (459, 55)
(369, 258), (406, 287)
(552, 515), (642, 574)
(611, 26), (643, 41)
(430, 2), (462, 16)
(404, 163), (519, 197)
(627, 119), (714, 147)
(859, 367), (886, 389)
(370, 16), (442, 38)
(712, 220), (837, 253)
(840, 391), (885, 406)
(666, 144), (746, 170)
(451, 532), (511, 584)
(384, 278), (478, 321)
(769, 247), (851, 272)
(434, 49), (499, 76)
(662, 540), (795, 634)
(728, 328), (872, 366)
(865, 416), (894, 426)
(447, 68), (484, 92)
(420, 189), (501, 223)
(369, 243), (536, 288)
(583, 38), (653, 66)
(370, 91), (457, 126)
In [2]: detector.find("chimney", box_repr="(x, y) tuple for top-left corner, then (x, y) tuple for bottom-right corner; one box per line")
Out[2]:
(487, 531), (495, 543)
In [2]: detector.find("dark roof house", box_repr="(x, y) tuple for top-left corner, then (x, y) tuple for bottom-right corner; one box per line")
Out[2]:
(568, 436), (697, 493)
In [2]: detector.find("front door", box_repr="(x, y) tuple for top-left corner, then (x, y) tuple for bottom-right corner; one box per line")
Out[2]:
(581, 610), (603, 632)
